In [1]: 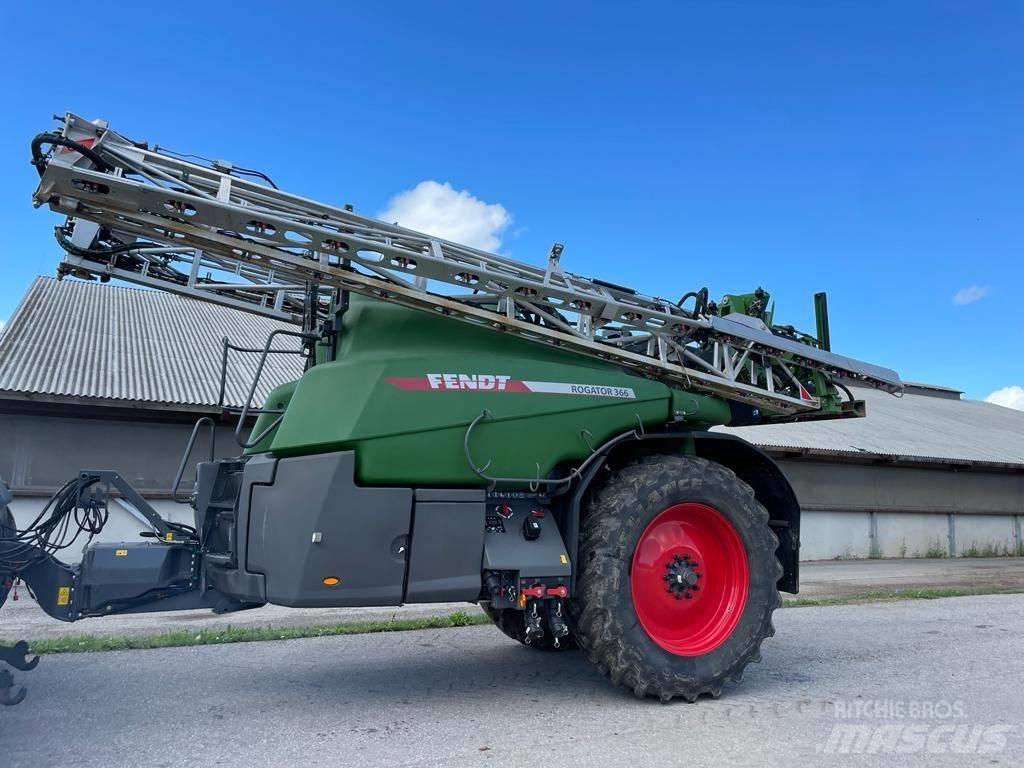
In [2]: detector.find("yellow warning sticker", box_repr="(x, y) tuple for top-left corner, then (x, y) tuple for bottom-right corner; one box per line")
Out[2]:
(57, 586), (70, 606)
(560, 554), (568, 564)
(165, 532), (174, 542)
(115, 548), (128, 557)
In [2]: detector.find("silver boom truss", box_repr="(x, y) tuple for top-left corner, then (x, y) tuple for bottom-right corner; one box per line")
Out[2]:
(32, 113), (901, 417)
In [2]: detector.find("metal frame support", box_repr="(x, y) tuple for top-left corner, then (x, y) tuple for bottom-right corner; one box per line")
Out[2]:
(79, 470), (178, 542)
(814, 292), (831, 352)
(33, 113), (902, 420)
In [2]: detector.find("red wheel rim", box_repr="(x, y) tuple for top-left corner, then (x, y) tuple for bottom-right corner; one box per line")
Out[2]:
(630, 502), (749, 656)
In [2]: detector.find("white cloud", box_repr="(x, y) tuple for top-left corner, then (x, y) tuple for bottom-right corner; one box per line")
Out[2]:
(378, 181), (511, 252)
(952, 285), (988, 305)
(985, 385), (1024, 411)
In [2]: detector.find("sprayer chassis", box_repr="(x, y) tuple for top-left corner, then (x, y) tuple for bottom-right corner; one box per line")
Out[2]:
(1, 424), (800, 704)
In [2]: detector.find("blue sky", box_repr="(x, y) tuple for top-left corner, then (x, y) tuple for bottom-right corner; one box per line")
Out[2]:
(0, 2), (1020, 403)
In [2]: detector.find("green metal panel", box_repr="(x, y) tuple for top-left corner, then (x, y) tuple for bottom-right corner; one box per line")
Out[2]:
(249, 297), (737, 486)
(252, 298), (676, 485)
(246, 380), (297, 455)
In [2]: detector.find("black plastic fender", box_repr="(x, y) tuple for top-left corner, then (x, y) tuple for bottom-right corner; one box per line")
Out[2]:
(561, 430), (800, 594)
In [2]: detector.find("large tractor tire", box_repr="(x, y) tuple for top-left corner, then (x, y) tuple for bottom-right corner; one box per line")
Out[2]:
(0, 503), (15, 611)
(480, 602), (578, 651)
(573, 454), (781, 701)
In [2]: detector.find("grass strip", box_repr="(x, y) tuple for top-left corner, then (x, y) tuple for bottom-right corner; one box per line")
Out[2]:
(783, 585), (1024, 608)
(4, 586), (1021, 654)
(4, 610), (490, 655)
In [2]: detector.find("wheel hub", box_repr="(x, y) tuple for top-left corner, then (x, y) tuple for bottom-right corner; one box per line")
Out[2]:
(663, 553), (702, 599)
(630, 502), (749, 656)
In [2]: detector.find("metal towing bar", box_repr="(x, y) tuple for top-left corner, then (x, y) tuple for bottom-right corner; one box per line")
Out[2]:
(0, 471), (252, 705)
(32, 113), (900, 418)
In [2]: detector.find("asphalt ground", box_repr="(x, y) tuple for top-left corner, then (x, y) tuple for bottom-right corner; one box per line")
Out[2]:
(5, 556), (1022, 640)
(2, 593), (1022, 768)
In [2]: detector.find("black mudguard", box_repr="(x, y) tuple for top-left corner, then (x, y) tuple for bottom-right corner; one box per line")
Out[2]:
(561, 430), (801, 594)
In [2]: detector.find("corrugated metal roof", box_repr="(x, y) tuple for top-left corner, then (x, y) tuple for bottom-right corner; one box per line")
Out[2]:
(719, 385), (1024, 467)
(0, 277), (302, 410)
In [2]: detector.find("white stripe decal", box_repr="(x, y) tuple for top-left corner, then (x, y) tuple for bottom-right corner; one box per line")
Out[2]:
(522, 381), (636, 399)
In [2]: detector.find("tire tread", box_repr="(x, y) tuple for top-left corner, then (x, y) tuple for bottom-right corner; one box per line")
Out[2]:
(573, 454), (782, 701)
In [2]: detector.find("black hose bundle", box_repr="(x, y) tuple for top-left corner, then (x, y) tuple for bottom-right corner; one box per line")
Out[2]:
(0, 476), (108, 573)
(0, 502), (15, 609)
(53, 225), (146, 259)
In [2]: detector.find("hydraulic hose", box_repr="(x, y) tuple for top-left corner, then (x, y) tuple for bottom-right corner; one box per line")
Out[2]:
(833, 378), (856, 404)
(677, 287), (709, 317)
(53, 226), (146, 259)
(31, 132), (111, 178)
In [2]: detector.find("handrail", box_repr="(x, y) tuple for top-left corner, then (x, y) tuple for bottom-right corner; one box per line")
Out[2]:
(171, 417), (216, 503)
(216, 336), (305, 412)
(233, 329), (318, 450)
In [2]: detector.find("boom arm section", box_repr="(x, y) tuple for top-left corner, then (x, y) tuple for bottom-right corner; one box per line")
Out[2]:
(31, 113), (900, 419)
